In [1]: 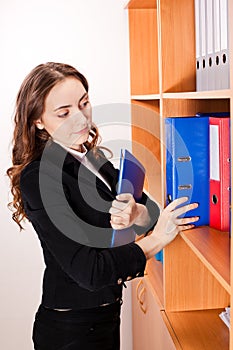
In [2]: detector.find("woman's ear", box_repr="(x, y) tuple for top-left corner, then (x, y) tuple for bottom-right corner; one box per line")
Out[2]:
(34, 119), (44, 130)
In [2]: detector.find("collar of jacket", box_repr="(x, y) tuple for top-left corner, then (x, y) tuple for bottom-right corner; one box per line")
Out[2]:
(42, 140), (118, 197)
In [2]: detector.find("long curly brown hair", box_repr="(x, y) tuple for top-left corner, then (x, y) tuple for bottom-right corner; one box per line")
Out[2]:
(7, 62), (101, 229)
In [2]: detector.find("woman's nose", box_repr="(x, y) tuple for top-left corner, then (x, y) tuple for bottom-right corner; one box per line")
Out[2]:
(73, 110), (87, 122)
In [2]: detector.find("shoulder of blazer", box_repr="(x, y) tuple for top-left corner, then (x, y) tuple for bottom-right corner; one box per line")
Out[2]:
(20, 142), (119, 197)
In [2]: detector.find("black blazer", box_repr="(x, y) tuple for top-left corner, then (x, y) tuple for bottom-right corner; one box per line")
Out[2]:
(20, 141), (160, 309)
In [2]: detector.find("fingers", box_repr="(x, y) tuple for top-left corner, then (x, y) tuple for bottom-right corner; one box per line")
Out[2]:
(111, 212), (129, 224)
(166, 215), (199, 235)
(164, 196), (189, 212)
(109, 193), (134, 215)
(109, 193), (134, 229)
(110, 221), (127, 230)
(116, 193), (133, 202)
(174, 216), (199, 226)
(173, 202), (199, 218)
(164, 197), (199, 219)
(109, 201), (130, 214)
(177, 223), (196, 232)
(110, 213), (132, 230)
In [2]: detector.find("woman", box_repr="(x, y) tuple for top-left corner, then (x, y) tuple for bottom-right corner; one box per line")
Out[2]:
(7, 62), (198, 350)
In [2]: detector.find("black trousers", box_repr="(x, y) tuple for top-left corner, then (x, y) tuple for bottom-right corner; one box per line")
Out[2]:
(32, 301), (121, 350)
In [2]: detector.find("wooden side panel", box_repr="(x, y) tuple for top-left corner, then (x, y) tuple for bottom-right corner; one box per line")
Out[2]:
(160, 0), (196, 92)
(128, 9), (159, 95)
(131, 100), (162, 202)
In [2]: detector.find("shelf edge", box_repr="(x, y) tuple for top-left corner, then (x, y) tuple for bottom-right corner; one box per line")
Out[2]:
(131, 94), (160, 100)
(162, 90), (231, 99)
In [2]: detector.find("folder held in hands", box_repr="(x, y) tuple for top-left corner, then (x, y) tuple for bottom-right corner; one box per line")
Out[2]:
(111, 149), (145, 247)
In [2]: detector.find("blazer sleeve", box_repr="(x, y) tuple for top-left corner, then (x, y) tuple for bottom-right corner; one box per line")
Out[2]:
(133, 191), (161, 236)
(20, 161), (147, 292)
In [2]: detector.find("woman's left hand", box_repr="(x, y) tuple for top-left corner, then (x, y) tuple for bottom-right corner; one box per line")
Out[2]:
(109, 193), (151, 230)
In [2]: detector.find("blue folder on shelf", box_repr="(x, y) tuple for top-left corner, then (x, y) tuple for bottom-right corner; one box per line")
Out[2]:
(165, 116), (209, 226)
(111, 149), (145, 247)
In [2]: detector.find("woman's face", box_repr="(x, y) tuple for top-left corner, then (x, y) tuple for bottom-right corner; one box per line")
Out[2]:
(35, 77), (92, 150)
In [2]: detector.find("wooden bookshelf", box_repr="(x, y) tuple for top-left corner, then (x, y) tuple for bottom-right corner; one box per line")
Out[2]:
(164, 309), (229, 350)
(125, 0), (232, 348)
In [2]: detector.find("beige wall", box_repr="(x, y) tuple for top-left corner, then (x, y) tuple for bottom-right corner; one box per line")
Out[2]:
(0, 1), (132, 349)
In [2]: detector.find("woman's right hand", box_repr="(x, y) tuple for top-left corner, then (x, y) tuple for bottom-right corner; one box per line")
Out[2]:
(136, 197), (199, 259)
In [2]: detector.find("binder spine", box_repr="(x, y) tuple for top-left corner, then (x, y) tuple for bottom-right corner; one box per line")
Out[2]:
(200, 0), (208, 91)
(165, 119), (176, 204)
(206, 0), (215, 90)
(165, 116), (209, 226)
(213, 0), (221, 90)
(219, 0), (230, 89)
(195, 0), (202, 91)
(209, 117), (230, 231)
(220, 119), (231, 227)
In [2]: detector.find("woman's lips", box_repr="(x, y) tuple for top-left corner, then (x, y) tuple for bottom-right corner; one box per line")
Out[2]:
(72, 126), (89, 135)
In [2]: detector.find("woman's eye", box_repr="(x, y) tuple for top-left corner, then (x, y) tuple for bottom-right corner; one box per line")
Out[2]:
(80, 101), (90, 109)
(58, 111), (69, 118)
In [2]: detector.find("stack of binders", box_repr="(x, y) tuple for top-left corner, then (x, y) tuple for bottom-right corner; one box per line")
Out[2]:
(195, 0), (230, 91)
(156, 115), (209, 264)
(157, 113), (230, 264)
(165, 115), (210, 226)
(165, 113), (230, 232)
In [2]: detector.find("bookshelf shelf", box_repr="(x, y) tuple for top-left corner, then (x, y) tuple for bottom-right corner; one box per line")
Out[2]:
(131, 94), (160, 100)
(131, 91), (231, 100)
(162, 90), (231, 99)
(164, 309), (229, 350)
(181, 227), (230, 294)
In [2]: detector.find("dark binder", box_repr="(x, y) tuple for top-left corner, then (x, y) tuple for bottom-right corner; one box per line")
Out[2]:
(111, 149), (145, 247)
(165, 116), (209, 226)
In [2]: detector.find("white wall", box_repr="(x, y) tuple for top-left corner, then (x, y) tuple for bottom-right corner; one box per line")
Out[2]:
(0, 1), (132, 349)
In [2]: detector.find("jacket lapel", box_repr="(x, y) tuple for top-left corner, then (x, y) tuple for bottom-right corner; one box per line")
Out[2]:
(64, 149), (117, 199)
(45, 141), (118, 199)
